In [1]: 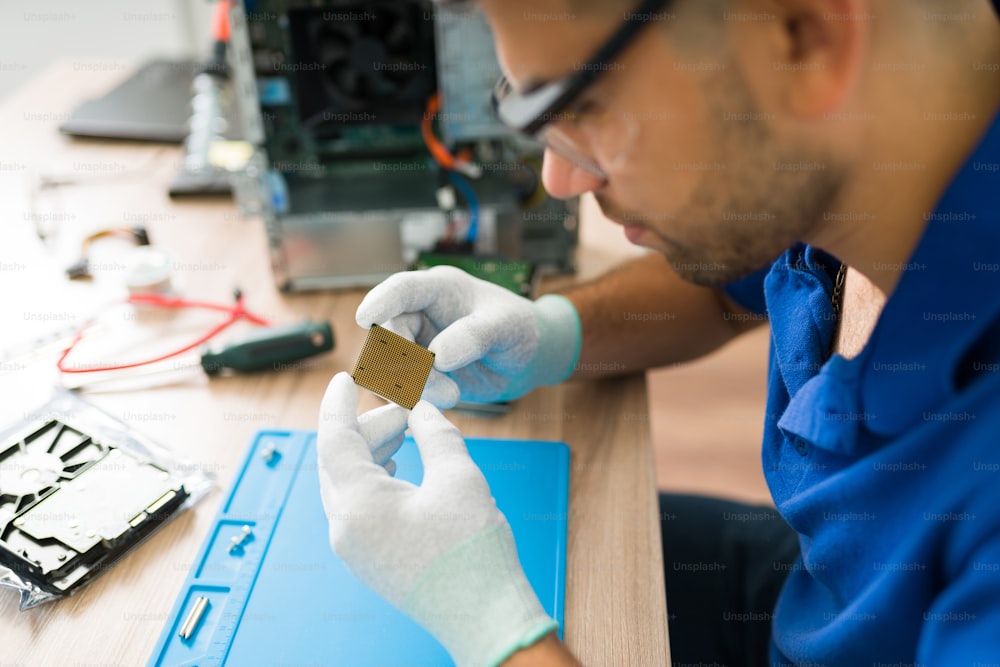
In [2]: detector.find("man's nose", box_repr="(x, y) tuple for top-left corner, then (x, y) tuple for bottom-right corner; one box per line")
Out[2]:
(541, 148), (607, 199)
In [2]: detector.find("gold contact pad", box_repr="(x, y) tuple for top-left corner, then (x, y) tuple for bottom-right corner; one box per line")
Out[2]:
(351, 325), (435, 410)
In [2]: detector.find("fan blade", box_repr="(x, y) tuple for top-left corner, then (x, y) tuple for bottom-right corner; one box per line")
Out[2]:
(333, 17), (362, 42)
(383, 19), (416, 53)
(382, 57), (416, 85)
(368, 69), (403, 97)
(317, 41), (351, 67)
(331, 64), (363, 98)
(314, 15), (361, 43)
(369, 9), (393, 37)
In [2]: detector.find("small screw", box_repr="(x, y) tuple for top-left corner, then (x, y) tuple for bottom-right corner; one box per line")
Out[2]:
(227, 525), (253, 553)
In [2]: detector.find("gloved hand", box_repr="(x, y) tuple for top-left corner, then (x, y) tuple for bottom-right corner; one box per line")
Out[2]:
(317, 372), (558, 667)
(354, 402), (408, 477)
(356, 265), (582, 406)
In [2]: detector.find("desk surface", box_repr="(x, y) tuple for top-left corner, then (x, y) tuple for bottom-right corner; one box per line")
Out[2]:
(0, 62), (669, 666)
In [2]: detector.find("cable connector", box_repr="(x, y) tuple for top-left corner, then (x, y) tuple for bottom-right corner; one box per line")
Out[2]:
(66, 258), (91, 280)
(452, 161), (483, 179)
(436, 185), (457, 211)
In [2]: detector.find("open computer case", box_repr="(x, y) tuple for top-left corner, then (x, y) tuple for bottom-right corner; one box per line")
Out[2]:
(228, 0), (578, 290)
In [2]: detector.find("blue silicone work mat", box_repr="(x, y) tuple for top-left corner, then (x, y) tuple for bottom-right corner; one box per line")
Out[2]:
(149, 430), (570, 666)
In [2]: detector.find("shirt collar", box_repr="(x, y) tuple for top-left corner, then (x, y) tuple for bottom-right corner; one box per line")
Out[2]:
(860, 108), (1000, 438)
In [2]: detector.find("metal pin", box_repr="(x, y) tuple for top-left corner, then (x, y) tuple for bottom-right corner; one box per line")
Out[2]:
(227, 525), (253, 553)
(261, 443), (278, 462)
(178, 596), (210, 640)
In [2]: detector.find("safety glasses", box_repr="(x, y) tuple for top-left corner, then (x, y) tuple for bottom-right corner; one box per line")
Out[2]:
(492, 0), (672, 178)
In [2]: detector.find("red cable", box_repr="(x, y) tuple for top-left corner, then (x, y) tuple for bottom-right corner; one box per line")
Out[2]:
(213, 0), (231, 43)
(57, 293), (271, 374)
(126, 293), (270, 326)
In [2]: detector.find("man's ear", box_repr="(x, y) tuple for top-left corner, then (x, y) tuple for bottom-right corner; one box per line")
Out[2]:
(735, 0), (870, 118)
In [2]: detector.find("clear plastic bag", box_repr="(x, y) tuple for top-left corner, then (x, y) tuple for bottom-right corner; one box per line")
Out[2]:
(0, 389), (214, 610)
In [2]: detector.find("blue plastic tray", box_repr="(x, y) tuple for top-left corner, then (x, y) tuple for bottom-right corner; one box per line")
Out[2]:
(149, 430), (570, 666)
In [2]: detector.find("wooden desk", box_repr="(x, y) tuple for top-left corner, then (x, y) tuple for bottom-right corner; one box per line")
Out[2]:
(0, 62), (668, 665)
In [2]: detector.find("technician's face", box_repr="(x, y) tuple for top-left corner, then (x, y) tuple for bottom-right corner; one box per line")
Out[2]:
(482, 1), (846, 286)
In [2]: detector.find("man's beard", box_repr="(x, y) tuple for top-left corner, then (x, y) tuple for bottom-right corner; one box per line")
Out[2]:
(595, 66), (846, 288)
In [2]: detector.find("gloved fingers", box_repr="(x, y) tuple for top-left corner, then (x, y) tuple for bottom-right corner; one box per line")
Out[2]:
(421, 369), (460, 408)
(356, 267), (466, 330)
(378, 312), (425, 342)
(445, 364), (509, 405)
(359, 403), (409, 461)
(319, 372), (361, 434)
(317, 373), (384, 487)
(428, 311), (508, 372)
(371, 433), (405, 467)
(408, 400), (477, 480)
(379, 312), (443, 349)
(383, 458), (397, 477)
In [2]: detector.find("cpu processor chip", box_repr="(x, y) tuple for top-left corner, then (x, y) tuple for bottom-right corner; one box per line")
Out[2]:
(351, 325), (435, 409)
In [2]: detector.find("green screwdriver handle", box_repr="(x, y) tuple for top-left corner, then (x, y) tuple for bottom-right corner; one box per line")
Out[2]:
(201, 320), (335, 375)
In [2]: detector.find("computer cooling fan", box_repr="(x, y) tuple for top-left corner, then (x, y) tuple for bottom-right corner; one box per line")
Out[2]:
(287, 1), (437, 128)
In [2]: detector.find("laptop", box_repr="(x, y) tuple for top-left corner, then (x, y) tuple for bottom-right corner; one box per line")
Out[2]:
(59, 59), (198, 144)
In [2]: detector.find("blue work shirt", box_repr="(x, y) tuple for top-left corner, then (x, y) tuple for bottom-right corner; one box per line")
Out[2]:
(725, 110), (1000, 666)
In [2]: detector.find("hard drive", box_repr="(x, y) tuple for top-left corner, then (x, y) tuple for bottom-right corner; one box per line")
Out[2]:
(0, 414), (193, 603)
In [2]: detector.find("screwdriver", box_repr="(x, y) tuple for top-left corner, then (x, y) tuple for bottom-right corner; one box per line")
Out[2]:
(200, 320), (334, 374)
(64, 320), (334, 390)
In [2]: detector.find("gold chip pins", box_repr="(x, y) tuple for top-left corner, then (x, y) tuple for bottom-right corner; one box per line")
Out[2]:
(351, 325), (435, 409)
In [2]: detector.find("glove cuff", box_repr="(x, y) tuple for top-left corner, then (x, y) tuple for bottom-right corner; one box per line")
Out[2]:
(403, 524), (560, 667)
(499, 294), (581, 401)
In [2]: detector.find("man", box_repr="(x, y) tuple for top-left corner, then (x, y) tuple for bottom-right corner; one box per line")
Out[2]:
(316, 0), (1000, 665)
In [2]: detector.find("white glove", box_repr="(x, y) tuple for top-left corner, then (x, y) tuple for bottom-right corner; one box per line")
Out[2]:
(356, 266), (582, 406)
(317, 372), (558, 667)
(356, 402), (408, 476)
